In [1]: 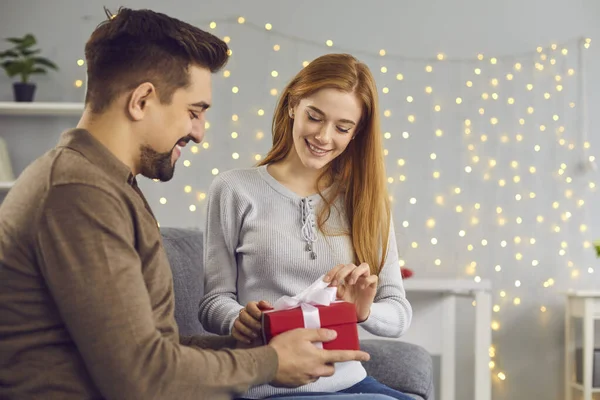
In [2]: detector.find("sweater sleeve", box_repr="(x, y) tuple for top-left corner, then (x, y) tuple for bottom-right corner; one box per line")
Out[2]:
(359, 216), (413, 337)
(199, 175), (246, 335)
(36, 184), (278, 400)
(181, 334), (237, 350)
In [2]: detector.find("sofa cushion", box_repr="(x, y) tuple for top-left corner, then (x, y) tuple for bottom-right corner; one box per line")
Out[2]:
(361, 340), (433, 400)
(160, 227), (205, 336)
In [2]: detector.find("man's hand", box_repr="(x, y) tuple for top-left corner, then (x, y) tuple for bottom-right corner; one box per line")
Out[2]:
(268, 328), (370, 387)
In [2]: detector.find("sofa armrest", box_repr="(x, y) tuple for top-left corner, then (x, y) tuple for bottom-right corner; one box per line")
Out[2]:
(360, 339), (434, 400)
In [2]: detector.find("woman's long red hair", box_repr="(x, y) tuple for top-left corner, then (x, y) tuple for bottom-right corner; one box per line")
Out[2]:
(258, 53), (391, 275)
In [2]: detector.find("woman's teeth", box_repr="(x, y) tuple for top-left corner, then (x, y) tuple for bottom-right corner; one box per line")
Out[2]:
(308, 142), (328, 154)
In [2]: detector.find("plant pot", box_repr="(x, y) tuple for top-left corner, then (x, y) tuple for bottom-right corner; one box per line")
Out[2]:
(12, 82), (36, 102)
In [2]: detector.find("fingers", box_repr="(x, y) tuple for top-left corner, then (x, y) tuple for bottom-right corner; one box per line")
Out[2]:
(326, 264), (359, 286)
(239, 308), (263, 333)
(258, 300), (273, 310)
(348, 263), (370, 284)
(232, 327), (254, 344)
(245, 301), (264, 320)
(333, 264), (358, 286)
(325, 263), (372, 287)
(313, 364), (336, 378)
(234, 301), (270, 344)
(233, 318), (259, 343)
(356, 275), (378, 290)
(336, 284), (346, 299)
(321, 349), (371, 364)
(323, 264), (346, 284)
(294, 328), (338, 343)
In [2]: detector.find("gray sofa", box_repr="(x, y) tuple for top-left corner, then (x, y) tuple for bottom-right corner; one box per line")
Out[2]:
(161, 227), (434, 400)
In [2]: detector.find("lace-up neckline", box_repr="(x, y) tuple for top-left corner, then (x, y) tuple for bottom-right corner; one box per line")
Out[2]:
(257, 165), (333, 260)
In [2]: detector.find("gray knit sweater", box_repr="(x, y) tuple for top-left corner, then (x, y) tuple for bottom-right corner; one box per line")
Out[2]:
(199, 165), (412, 399)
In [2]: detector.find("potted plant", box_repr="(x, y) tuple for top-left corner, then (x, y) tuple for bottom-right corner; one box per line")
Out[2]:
(0, 33), (58, 102)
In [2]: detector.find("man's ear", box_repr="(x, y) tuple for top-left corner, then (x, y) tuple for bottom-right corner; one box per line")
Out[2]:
(128, 82), (155, 121)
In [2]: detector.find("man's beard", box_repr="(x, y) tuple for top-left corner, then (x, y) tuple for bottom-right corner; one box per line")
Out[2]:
(139, 144), (176, 182)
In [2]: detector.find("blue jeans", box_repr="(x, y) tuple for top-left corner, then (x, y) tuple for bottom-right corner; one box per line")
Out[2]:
(239, 376), (414, 400)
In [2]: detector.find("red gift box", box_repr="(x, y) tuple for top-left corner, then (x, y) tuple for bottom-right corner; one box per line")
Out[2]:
(261, 301), (360, 350)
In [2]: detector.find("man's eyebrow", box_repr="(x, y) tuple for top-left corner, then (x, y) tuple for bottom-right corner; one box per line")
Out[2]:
(190, 101), (211, 110)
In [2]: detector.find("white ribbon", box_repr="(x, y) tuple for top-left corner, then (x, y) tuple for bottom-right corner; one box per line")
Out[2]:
(273, 275), (337, 310)
(271, 275), (337, 349)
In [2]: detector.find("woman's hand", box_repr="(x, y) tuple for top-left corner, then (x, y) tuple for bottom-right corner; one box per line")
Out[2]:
(232, 300), (272, 345)
(324, 263), (377, 322)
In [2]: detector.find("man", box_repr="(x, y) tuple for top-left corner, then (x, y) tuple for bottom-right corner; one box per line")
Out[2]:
(0, 7), (393, 400)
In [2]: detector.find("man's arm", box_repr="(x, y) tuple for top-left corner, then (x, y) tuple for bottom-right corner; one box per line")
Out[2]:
(180, 334), (238, 350)
(36, 184), (277, 400)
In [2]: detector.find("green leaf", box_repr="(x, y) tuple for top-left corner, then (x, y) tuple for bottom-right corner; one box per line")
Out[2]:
(29, 67), (46, 74)
(32, 57), (58, 70)
(594, 240), (600, 257)
(23, 58), (34, 74)
(18, 34), (36, 49)
(3, 61), (25, 78)
(21, 49), (41, 57)
(6, 37), (25, 45)
(0, 50), (19, 59)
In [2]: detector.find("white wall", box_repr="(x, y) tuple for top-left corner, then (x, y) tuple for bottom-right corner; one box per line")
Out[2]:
(1, 1), (600, 399)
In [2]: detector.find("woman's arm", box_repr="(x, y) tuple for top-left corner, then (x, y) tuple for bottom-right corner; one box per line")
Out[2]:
(198, 175), (245, 335)
(359, 217), (413, 338)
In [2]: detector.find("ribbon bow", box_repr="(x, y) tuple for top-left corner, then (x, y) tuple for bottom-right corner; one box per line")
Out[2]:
(270, 275), (338, 349)
(273, 274), (337, 310)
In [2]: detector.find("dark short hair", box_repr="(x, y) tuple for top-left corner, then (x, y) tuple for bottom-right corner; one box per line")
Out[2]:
(84, 7), (229, 113)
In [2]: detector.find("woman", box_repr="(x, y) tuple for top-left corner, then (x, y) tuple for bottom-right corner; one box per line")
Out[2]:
(199, 53), (413, 399)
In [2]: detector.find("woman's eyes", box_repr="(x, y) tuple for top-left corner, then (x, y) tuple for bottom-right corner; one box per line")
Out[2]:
(306, 111), (351, 133)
